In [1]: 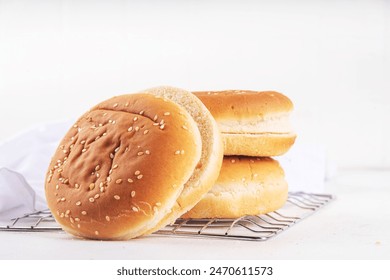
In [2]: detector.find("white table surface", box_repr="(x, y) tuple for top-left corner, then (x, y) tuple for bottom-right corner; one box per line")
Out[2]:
(1, 170), (389, 260)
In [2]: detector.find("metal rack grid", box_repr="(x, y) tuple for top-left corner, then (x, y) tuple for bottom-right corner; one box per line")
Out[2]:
(0, 192), (334, 241)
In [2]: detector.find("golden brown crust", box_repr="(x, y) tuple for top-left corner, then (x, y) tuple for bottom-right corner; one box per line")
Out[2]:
(223, 132), (296, 156)
(182, 156), (288, 219)
(45, 93), (202, 240)
(194, 90), (293, 120)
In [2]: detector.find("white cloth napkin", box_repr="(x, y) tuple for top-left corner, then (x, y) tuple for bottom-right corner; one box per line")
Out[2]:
(0, 119), (73, 219)
(0, 119), (327, 219)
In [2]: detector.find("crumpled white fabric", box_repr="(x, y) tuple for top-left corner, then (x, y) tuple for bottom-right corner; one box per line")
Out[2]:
(0, 119), (327, 219)
(0, 119), (73, 219)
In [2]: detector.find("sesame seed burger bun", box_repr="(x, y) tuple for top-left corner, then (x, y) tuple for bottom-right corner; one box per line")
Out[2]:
(142, 86), (224, 233)
(182, 156), (288, 219)
(45, 93), (203, 240)
(194, 90), (297, 157)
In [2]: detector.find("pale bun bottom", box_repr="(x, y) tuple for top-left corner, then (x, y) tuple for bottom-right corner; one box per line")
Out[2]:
(182, 157), (288, 219)
(223, 133), (296, 157)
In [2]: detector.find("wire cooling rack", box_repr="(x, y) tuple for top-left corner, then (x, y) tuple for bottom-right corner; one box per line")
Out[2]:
(0, 192), (334, 241)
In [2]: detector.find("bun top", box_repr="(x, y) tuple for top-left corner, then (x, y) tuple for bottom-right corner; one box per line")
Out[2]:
(194, 90), (293, 120)
(211, 156), (285, 192)
(45, 93), (202, 240)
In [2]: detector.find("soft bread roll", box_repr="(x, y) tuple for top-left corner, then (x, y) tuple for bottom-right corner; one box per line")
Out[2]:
(143, 86), (224, 233)
(194, 90), (296, 156)
(45, 93), (203, 240)
(182, 156), (288, 219)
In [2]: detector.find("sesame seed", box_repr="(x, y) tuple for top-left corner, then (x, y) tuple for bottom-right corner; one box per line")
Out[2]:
(63, 150), (68, 154)
(94, 194), (100, 199)
(116, 179), (122, 184)
(112, 120), (116, 124)
(107, 176), (111, 182)
(105, 216), (110, 221)
(160, 124), (165, 130)
(132, 207), (139, 212)
(82, 148), (87, 153)
(60, 197), (66, 202)
(100, 187), (105, 193)
(74, 218), (80, 222)
(128, 127), (133, 132)
(135, 126), (140, 131)
(110, 153), (114, 159)
(112, 164), (118, 169)
(81, 211), (87, 215)
(60, 213), (64, 218)
(153, 115), (158, 121)
(89, 183), (95, 190)
(109, 169), (112, 175)
(134, 170), (140, 175)
(76, 201), (81, 206)
(231, 159), (236, 163)
(145, 150), (150, 155)
(75, 183), (80, 189)
(95, 231), (99, 235)
(175, 150), (180, 155)
(160, 119), (165, 125)
(143, 130), (149, 135)
(98, 123), (103, 127)
(164, 112), (170, 116)
(89, 197), (95, 203)
(95, 136), (100, 141)
(108, 120), (112, 123)
(127, 178), (133, 183)
(125, 102), (129, 107)
(182, 125), (188, 130)
(113, 103), (118, 108)
(77, 224), (81, 228)
(70, 217), (74, 223)
(55, 185), (59, 190)
(99, 182), (104, 188)
(115, 147), (120, 153)
(131, 191), (136, 197)
(80, 140), (86, 144)
(153, 123), (159, 126)
(180, 150), (185, 155)
(139, 110), (144, 115)
(137, 174), (143, 180)
(153, 206), (158, 212)
(95, 165), (100, 171)
(114, 195), (120, 200)
(137, 152), (144, 156)
(73, 125), (78, 128)
(65, 210), (70, 215)
(103, 132), (107, 136)
(133, 117), (138, 122)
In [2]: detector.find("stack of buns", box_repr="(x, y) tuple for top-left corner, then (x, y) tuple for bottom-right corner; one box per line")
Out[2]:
(183, 90), (296, 218)
(44, 87), (295, 240)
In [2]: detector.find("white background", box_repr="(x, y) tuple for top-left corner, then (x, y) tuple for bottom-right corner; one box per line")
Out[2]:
(0, 0), (389, 169)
